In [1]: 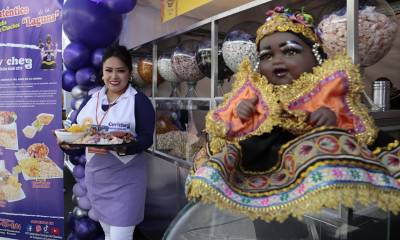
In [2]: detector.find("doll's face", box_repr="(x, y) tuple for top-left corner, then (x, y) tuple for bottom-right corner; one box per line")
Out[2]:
(102, 56), (131, 95)
(258, 32), (317, 85)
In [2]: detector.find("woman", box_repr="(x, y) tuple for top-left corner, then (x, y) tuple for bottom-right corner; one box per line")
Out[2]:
(62, 44), (155, 240)
(185, 6), (400, 236)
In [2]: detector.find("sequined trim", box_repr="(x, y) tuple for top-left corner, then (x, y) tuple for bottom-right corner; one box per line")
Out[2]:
(206, 59), (281, 153)
(186, 128), (400, 222)
(274, 54), (378, 145)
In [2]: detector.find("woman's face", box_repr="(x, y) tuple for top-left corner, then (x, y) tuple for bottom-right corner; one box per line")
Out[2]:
(102, 56), (131, 95)
(258, 32), (317, 85)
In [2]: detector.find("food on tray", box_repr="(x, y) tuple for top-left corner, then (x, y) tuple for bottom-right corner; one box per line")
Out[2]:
(14, 144), (62, 179)
(54, 128), (87, 143)
(75, 129), (135, 145)
(66, 124), (89, 133)
(23, 125), (37, 139)
(0, 111), (17, 125)
(0, 170), (22, 201)
(36, 113), (54, 125)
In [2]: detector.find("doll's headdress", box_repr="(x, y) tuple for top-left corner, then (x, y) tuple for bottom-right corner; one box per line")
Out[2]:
(256, 6), (321, 50)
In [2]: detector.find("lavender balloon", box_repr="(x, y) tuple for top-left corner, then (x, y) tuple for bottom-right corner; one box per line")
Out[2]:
(73, 165), (85, 179)
(63, 42), (91, 70)
(104, 0), (137, 14)
(73, 183), (87, 197)
(68, 110), (78, 123)
(78, 196), (92, 210)
(88, 208), (99, 222)
(79, 179), (87, 191)
(91, 48), (105, 68)
(62, 0), (122, 48)
(62, 70), (77, 92)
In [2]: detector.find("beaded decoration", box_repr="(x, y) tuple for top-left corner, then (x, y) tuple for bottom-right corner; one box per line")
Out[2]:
(256, 6), (321, 50)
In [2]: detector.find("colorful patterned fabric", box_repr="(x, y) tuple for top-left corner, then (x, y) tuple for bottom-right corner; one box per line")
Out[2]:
(186, 128), (400, 222)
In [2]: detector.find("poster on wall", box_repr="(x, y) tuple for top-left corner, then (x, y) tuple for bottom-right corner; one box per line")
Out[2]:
(0, 0), (63, 239)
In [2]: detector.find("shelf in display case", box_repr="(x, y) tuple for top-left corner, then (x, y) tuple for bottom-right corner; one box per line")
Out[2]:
(155, 98), (211, 111)
(152, 150), (193, 169)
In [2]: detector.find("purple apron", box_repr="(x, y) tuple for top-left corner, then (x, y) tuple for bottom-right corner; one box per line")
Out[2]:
(85, 152), (147, 226)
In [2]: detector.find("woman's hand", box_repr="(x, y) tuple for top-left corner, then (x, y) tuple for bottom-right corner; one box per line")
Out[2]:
(309, 107), (337, 127)
(236, 96), (258, 122)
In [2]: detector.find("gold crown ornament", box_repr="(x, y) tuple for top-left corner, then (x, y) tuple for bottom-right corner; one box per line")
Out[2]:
(255, 6), (321, 50)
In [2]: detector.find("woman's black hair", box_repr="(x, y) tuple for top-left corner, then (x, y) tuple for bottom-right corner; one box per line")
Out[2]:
(101, 43), (133, 73)
(99, 43), (133, 86)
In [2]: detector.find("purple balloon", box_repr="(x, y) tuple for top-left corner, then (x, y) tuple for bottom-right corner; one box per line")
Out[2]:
(104, 0), (136, 14)
(68, 154), (81, 165)
(62, 0), (123, 49)
(74, 217), (99, 239)
(63, 42), (91, 70)
(79, 155), (87, 165)
(67, 212), (76, 230)
(91, 48), (105, 68)
(73, 165), (85, 179)
(67, 232), (79, 240)
(78, 196), (92, 210)
(79, 179), (87, 191)
(88, 208), (99, 222)
(62, 70), (77, 92)
(73, 183), (87, 197)
(93, 234), (105, 240)
(76, 67), (98, 88)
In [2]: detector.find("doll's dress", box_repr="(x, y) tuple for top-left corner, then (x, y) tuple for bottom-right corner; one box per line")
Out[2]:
(185, 55), (400, 222)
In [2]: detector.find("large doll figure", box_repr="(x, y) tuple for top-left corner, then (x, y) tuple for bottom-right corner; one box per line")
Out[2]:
(186, 6), (400, 225)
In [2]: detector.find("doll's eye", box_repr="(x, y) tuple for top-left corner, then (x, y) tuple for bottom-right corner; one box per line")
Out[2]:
(283, 48), (300, 56)
(259, 50), (272, 60)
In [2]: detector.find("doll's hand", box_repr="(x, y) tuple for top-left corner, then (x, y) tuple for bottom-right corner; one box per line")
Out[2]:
(236, 96), (258, 122)
(309, 107), (337, 127)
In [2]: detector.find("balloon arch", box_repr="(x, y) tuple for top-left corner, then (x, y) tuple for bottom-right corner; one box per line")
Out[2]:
(61, 0), (136, 239)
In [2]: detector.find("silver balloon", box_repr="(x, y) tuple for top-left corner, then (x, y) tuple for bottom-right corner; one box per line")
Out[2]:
(71, 85), (88, 99)
(72, 194), (79, 205)
(74, 98), (84, 110)
(73, 206), (88, 219)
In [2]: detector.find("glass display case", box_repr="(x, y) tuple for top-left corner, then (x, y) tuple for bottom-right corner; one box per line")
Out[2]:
(128, 0), (400, 239)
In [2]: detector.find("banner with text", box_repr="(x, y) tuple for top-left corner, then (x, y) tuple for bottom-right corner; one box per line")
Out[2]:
(161, 0), (212, 22)
(0, 0), (63, 239)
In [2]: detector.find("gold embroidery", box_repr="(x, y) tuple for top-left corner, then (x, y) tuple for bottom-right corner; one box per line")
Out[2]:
(187, 180), (400, 223)
(274, 54), (378, 145)
(205, 58), (281, 153)
(256, 12), (321, 49)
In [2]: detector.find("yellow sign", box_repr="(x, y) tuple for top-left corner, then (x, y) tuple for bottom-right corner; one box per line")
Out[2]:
(161, 0), (212, 23)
